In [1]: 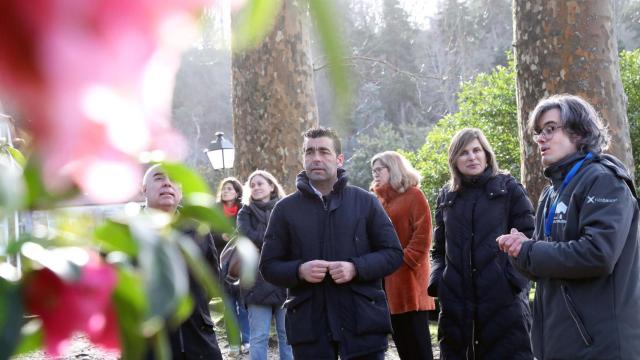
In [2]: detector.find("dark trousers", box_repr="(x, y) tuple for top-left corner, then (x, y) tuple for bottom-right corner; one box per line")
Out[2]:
(292, 332), (387, 360)
(391, 310), (433, 360)
(325, 342), (384, 360)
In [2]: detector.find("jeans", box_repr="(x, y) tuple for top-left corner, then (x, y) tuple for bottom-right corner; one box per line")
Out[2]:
(224, 293), (250, 345)
(247, 304), (293, 360)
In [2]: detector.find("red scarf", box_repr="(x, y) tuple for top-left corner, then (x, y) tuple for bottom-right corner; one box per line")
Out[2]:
(223, 203), (239, 217)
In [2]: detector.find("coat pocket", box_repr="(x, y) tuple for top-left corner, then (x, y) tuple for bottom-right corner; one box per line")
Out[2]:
(353, 217), (370, 256)
(561, 284), (593, 347)
(283, 292), (315, 345)
(350, 284), (392, 335)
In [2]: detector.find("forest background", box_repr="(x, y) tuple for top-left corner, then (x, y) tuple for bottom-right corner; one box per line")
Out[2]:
(173, 0), (640, 203)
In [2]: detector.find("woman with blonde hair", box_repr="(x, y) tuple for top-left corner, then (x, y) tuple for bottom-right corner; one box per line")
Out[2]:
(428, 128), (534, 359)
(370, 151), (435, 360)
(236, 170), (292, 360)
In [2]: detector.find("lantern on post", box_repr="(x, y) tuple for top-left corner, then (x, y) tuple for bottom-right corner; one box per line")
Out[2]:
(204, 132), (234, 170)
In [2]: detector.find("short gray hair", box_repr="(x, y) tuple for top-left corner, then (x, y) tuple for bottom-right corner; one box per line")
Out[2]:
(528, 94), (610, 153)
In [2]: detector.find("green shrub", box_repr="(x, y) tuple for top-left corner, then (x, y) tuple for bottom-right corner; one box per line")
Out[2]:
(411, 50), (640, 206)
(620, 49), (640, 181)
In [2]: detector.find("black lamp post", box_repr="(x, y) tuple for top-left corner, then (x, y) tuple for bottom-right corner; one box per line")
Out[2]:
(204, 132), (235, 170)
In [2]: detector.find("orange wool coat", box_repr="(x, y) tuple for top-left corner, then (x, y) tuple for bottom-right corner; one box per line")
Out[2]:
(373, 184), (435, 314)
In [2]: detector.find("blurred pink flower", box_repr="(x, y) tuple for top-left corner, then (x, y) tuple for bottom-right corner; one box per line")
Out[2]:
(24, 252), (120, 356)
(0, 0), (211, 203)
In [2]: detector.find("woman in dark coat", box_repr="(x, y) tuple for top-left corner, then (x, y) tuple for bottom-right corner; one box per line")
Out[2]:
(237, 170), (292, 360)
(428, 128), (534, 359)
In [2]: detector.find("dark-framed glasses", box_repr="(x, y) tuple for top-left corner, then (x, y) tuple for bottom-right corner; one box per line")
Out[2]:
(532, 124), (564, 141)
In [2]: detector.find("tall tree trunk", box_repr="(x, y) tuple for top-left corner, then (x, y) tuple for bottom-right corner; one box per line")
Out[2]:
(513, 0), (634, 205)
(232, 0), (319, 192)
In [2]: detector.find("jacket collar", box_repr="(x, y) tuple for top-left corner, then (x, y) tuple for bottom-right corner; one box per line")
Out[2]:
(543, 151), (590, 188)
(442, 172), (509, 207)
(372, 183), (401, 205)
(296, 168), (348, 200)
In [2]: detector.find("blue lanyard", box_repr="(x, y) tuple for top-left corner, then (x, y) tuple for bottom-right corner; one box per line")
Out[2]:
(544, 152), (593, 238)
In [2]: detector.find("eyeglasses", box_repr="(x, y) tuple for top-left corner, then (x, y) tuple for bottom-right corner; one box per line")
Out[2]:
(371, 166), (388, 175)
(532, 124), (564, 141)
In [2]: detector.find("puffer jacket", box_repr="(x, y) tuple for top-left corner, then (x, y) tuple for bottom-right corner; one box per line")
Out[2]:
(428, 170), (534, 359)
(514, 152), (640, 360)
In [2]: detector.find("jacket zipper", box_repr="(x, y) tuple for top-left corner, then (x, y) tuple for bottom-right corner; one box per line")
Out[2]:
(560, 284), (593, 346)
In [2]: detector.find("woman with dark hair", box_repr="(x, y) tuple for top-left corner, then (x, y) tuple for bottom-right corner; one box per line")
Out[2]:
(370, 151), (435, 360)
(214, 177), (243, 256)
(237, 170), (292, 360)
(214, 177), (251, 354)
(428, 128), (535, 359)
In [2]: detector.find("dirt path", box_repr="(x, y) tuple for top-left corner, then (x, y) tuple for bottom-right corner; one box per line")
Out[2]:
(13, 300), (440, 359)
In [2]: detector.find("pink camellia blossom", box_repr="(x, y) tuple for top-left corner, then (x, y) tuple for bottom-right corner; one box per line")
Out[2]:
(23, 252), (121, 356)
(0, 0), (211, 203)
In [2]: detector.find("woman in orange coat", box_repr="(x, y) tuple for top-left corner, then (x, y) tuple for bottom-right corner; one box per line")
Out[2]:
(371, 151), (434, 360)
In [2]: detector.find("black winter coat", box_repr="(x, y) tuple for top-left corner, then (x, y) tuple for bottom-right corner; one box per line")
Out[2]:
(169, 227), (223, 360)
(428, 171), (534, 360)
(237, 200), (288, 307)
(260, 169), (403, 359)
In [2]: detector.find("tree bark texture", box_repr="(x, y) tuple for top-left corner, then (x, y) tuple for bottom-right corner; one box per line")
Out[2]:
(232, 0), (319, 192)
(513, 0), (634, 205)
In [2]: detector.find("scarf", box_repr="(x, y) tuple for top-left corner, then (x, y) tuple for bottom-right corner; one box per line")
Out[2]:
(223, 202), (239, 218)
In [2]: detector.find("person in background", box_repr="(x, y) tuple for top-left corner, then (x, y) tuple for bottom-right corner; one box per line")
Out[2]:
(428, 128), (534, 359)
(370, 151), (434, 360)
(260, 127), (403, 360)
(213, 177), (251, 355)
(497, 94), (640, 359)
(213, 177), (243, 257)
(236, 170), (292, 360)
(142, 164), (223, 360)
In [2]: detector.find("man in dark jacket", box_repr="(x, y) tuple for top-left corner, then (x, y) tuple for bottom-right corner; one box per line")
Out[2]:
(143, 164), (223, 360)
(498, 94), (640, 360)
(260, 127), (403, 360)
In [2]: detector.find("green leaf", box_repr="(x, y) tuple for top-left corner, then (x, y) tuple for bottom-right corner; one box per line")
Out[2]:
(175, 232), (241, 345)
(0, 151), (25, 213)
(231, 0), (283, 51)
(0, 279), (23, 359)
(23, 158), (79, 209)
(150, 328), (172, 360)
(307, 0), (351, 132)
(4, 145), (26, 168)
(112, 268), (148, 360)
(175, 233), (223, 300)
(94, 220), (138, 256)
(178, 203), (234, 234)
(12, 319), (43, 356)
(130, 223), (189, 321)
(169, 295), (194, 328)
(160, 162), (211, 196)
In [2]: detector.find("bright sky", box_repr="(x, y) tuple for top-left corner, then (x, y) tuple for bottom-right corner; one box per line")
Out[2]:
(399, 0), (439, 29)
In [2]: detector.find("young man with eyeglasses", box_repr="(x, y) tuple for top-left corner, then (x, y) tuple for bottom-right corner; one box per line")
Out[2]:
(497, 94), (640, 359)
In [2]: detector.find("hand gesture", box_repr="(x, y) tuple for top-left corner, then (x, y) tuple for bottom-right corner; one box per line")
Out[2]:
(298, 260), (329, 283)
(328, 261), (357, 284)
(496, 228), (527, 258)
